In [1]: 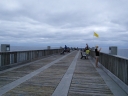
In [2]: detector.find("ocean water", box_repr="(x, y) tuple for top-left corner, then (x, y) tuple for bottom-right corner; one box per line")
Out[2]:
(0, 46), (60, 52)
(101, 47), (128, 59)
(0, 46), (128, 58)
(117, 49), (128, 58)
(0, 46), (46, 52)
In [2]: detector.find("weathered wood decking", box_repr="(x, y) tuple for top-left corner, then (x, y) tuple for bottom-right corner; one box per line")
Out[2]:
(0, 51), (127, 96)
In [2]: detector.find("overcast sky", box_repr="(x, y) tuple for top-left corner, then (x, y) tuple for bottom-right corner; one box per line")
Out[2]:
(0, 0), (128, 48)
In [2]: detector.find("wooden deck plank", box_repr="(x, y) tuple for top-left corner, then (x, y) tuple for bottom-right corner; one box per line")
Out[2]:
(68, 55), (114, 96)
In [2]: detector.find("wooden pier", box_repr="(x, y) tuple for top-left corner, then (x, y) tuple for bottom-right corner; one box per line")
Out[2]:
(0, 51), (127, 96)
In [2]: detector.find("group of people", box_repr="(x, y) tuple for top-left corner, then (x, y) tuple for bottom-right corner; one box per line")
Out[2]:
(62, 44), (101, 68)
(84, 43), (101, 68)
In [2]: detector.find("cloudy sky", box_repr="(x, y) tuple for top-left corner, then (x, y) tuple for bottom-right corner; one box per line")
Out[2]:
(0, 0), (128, 48)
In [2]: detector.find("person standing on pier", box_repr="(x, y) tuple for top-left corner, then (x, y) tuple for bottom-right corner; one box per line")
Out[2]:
(85, 44), (90, 59)
(95, 46), (101, 67)
(85, 44), (89, 50)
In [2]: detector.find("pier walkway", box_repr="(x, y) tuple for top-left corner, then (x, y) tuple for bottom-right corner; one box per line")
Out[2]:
(0, 51), (127, 96)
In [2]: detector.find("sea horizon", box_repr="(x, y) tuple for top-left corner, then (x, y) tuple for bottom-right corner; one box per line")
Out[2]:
(0, 46), (128, 59)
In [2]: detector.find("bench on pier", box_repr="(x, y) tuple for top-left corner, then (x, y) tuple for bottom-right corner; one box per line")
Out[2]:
(80, 52), (86, 59)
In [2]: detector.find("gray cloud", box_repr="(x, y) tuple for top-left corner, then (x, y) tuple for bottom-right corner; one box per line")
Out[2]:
(0, 0), (128, 48)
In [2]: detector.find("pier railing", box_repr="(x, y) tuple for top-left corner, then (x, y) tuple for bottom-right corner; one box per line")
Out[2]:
(0, 49), (63, 70)
(90, 51), (128, 86)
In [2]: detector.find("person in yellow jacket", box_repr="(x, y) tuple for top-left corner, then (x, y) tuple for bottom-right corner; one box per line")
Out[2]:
(86, 49), (90, 59)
